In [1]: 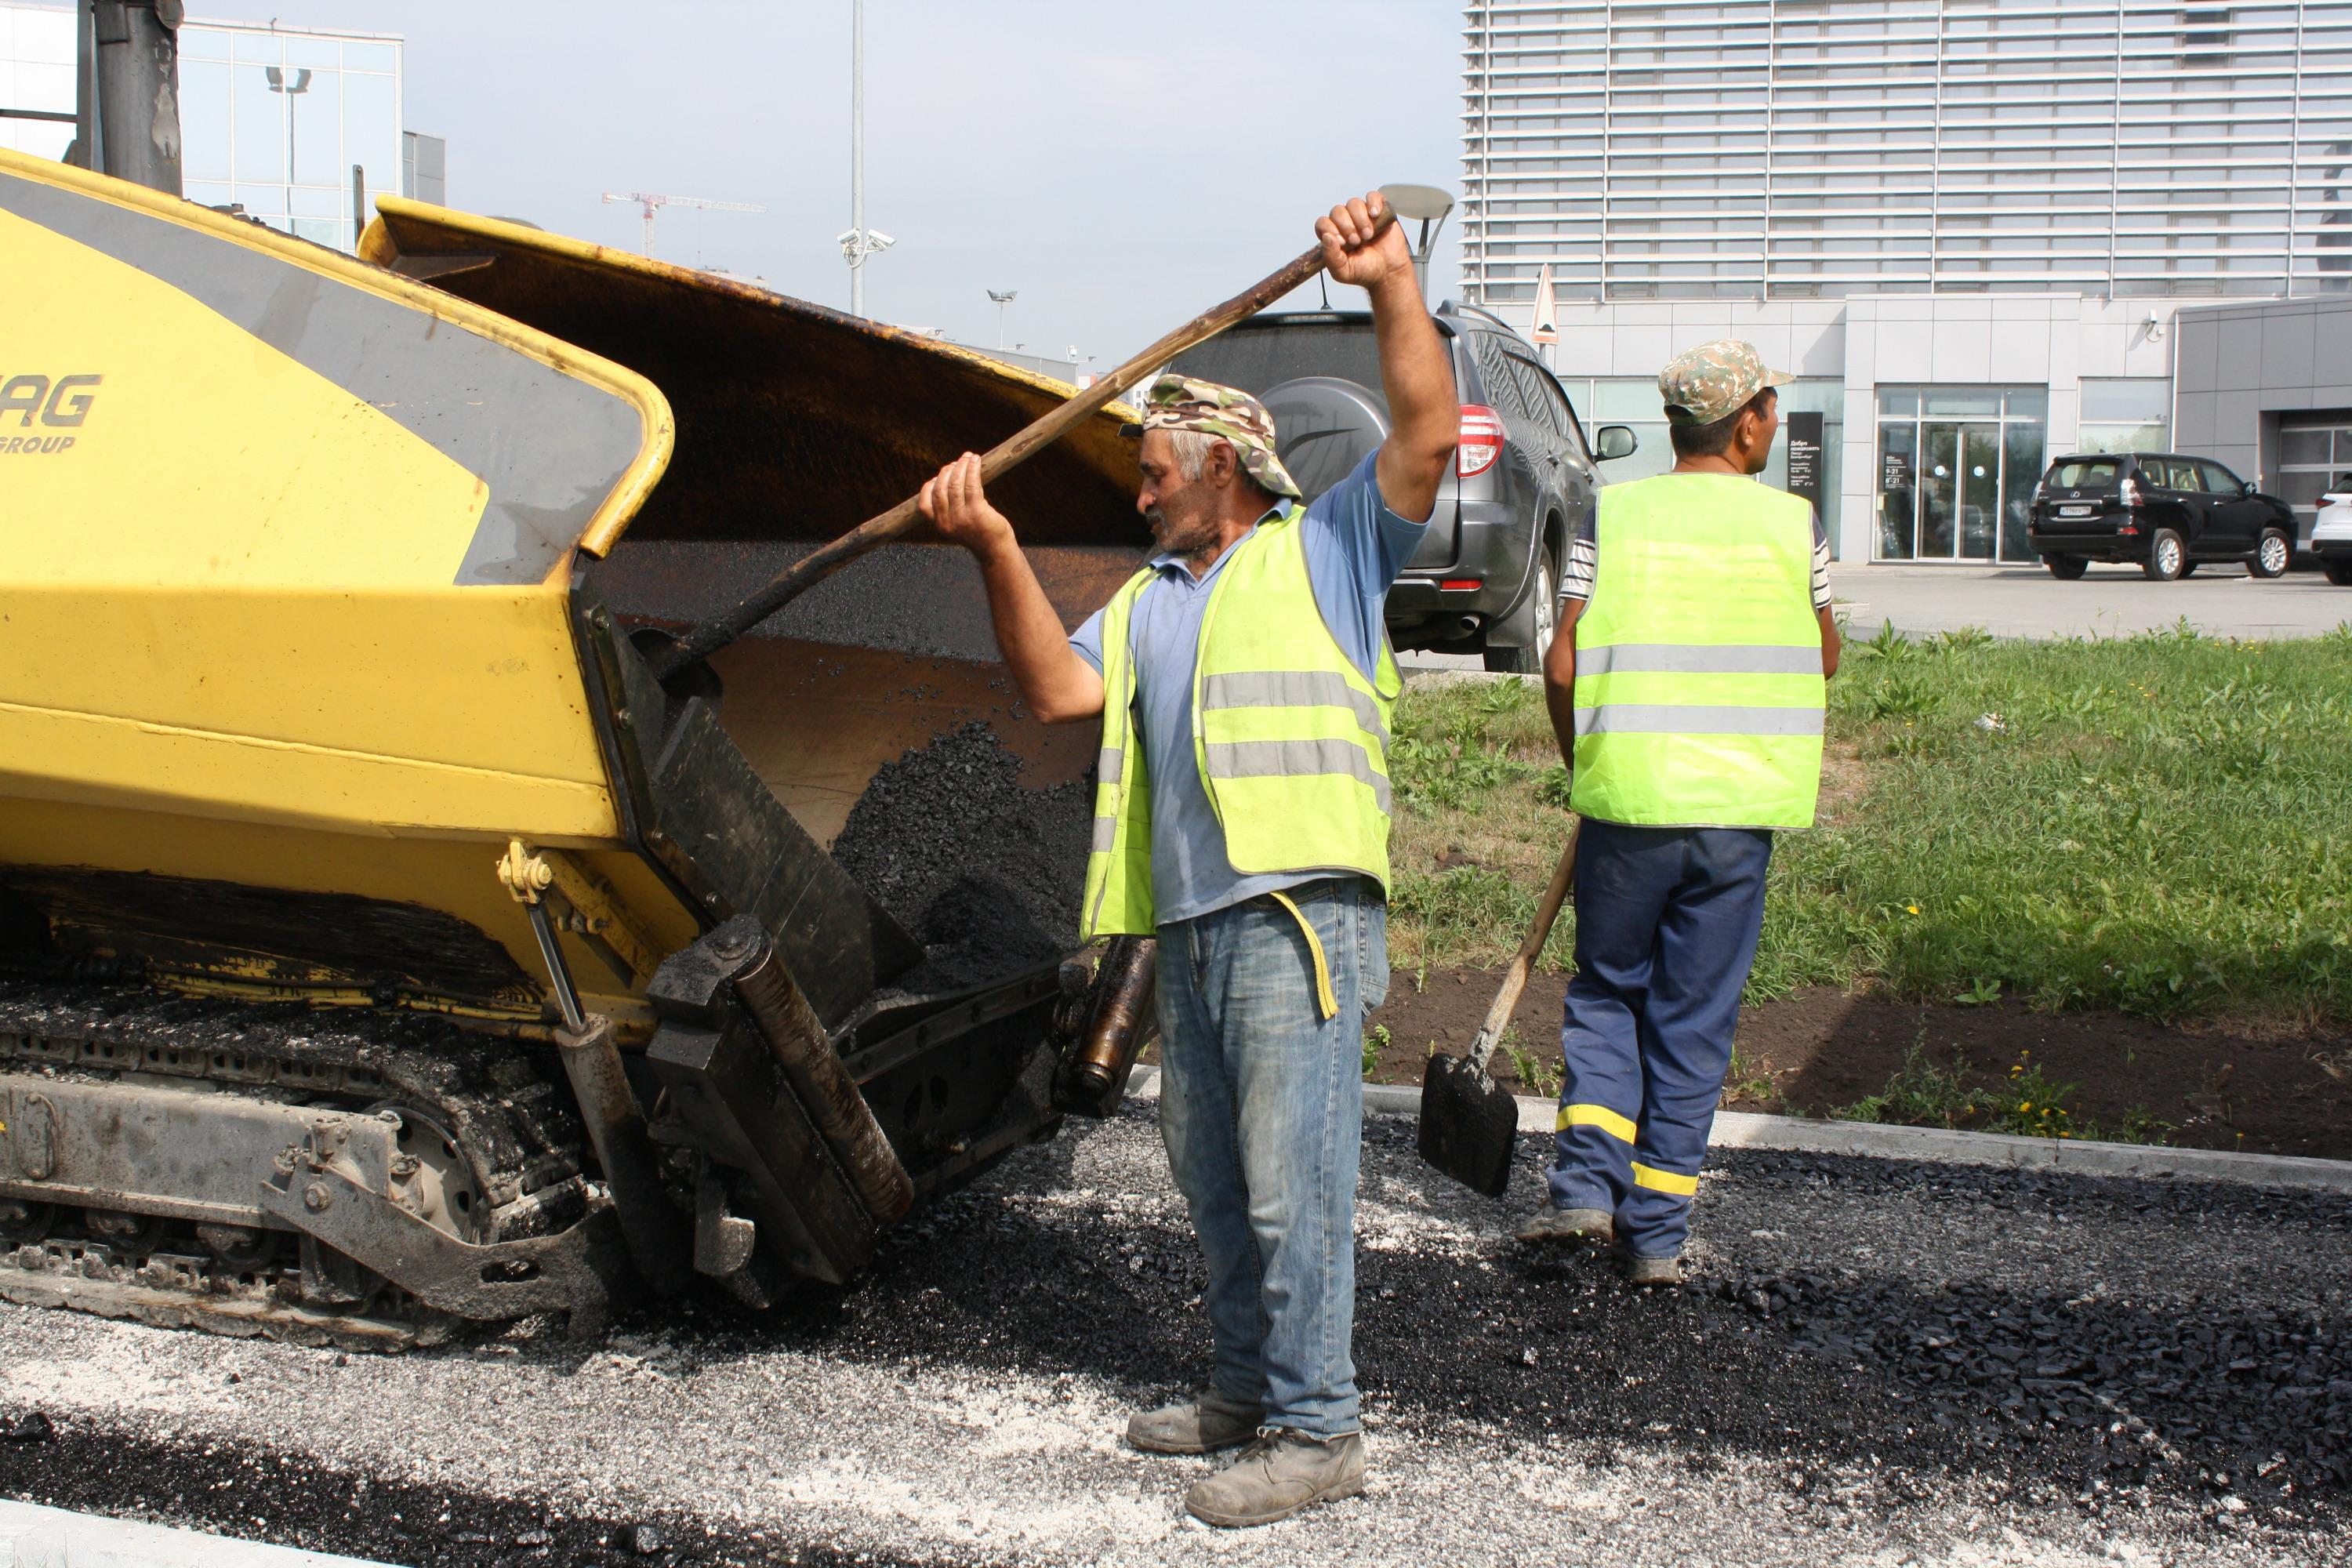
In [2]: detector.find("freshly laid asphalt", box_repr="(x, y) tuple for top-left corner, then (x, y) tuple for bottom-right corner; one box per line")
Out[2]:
(0, 1109), (2343, 1568)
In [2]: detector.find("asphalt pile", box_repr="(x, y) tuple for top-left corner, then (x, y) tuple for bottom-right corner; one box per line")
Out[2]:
(831, 721), (1091, 993)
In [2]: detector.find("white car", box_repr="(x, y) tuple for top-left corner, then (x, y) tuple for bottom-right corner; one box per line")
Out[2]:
(2317, 479), (2352, 586)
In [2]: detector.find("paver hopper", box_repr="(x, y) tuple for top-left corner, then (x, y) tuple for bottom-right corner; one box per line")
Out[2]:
(0, 151), (1156, 1345)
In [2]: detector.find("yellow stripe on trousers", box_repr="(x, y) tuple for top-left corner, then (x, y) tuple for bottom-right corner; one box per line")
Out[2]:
(1556, 1103), (1637, 1144)
(1632, 1162), (1700, 1196)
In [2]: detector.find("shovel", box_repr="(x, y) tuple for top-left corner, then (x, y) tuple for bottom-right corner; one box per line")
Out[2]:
(648, 207), (1395, 685)
(1416, 818), (1581, 1196)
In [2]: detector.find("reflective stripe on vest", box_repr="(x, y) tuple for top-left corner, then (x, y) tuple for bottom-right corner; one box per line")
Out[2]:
(1568, 474), (1824, 830)
(1078, 509), (1399, 939)
(1081, 569), (1157, 939)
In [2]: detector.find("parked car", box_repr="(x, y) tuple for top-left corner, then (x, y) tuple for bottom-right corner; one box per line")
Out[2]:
(1168, 301), (1638, 671)
(2026, 452), (2296, 582)
(2315, 474), (2352, 585)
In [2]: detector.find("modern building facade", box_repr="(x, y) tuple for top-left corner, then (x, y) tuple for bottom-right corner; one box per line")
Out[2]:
(0, 3), (435, 253)
(2172, 293), (2352, 528)
(1461, 1), (2352, 564)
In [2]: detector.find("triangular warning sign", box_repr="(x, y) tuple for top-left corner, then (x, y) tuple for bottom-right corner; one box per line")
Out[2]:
(1531, 261), (1558, 345)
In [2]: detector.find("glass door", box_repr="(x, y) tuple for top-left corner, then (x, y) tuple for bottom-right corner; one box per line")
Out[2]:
(1918, 422), (2001, 560)
(1874, 387), (2048, 564)
(1960, 424), (2002, 561)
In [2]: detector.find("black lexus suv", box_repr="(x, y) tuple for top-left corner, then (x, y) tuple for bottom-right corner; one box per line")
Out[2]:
(1168, 301), (1638, 671)
(2027, 452), (2297, 581)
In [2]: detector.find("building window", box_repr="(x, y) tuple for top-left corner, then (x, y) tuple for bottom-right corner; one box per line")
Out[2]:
(2076, 379), (2172, 454)
(174, 22), (404, 254)
(1874, 387), (2047, 564)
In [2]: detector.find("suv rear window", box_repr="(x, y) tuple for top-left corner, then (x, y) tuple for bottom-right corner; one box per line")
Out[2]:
(1171, 318), (1385, 397)
(2045, 459), (2120, 490)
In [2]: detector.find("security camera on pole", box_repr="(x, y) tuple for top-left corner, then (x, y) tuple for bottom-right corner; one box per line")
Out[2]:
(840, 0), (894, 316)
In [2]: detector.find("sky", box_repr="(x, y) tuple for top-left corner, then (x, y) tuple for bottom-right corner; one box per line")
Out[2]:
(220, 0), (1468, 372)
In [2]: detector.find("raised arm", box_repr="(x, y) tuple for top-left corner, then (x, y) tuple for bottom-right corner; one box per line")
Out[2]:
(918, 452), (1105, 723)
(1317, 193), (1457, 523)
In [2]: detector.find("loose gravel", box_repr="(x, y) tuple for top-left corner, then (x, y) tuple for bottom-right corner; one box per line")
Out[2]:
(0, 1114), (2343, 1567)
(830, 720), (1090, 992)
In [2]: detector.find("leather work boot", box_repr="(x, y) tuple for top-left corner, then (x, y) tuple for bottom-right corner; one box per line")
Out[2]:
(1126, 1388), (1263, 1455)
(1515, 1203), (1614, 1247)
(1623, 1252), (1684, 1287)
(1185, 1429), (1367, 1528)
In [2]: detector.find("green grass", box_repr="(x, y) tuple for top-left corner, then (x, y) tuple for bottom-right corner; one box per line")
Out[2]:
(1386, 621), (2352, 1025)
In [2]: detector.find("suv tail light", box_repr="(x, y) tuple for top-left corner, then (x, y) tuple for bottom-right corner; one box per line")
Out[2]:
(1457, 405), (1505, 477)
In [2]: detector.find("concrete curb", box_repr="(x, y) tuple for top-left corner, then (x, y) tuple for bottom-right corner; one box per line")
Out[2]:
(0, 1501), (398, 1568)
(1121, 1066), (2352, 1193)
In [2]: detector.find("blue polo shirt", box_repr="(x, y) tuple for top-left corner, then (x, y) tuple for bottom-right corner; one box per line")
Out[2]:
(1068, 451), (1428, 925)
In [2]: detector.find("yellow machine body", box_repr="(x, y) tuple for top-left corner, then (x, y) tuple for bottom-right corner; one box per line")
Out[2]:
(0, 152), (1143, 1030)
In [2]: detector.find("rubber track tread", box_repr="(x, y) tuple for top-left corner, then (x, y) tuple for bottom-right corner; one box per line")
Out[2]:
(0, 979), (593, 1348)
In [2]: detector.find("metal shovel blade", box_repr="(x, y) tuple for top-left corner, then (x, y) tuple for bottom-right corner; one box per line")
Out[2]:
(1417, 1040), (1519, 1198)
(1413, 818), (1581, 1199)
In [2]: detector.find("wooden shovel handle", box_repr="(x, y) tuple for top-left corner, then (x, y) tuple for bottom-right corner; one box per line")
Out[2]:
(652, 211), (1396, 681)
(1468, 817), (1581, 1056)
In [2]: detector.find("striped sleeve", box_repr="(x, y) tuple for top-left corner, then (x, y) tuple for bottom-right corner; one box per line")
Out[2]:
(1812, 511), (1834, 612)
(1558, 509), (1599, 602)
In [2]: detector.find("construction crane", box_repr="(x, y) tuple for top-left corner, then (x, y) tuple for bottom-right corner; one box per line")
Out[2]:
(601, 191), (764, 260)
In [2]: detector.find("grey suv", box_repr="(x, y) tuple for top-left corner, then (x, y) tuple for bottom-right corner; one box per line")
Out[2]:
(1169, 301), (1636, 671)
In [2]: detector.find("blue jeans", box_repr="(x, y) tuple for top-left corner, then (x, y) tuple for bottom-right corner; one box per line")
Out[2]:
(1154, 876), (1387, 1439)
(1549, 821), (1773, 1258)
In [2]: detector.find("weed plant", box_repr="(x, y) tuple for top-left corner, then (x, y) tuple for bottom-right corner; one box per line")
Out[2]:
(1829, 1040), (2174, 1143)
(1386, 624), (2352, 1025)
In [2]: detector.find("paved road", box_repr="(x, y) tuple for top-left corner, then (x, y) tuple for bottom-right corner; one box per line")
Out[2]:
(1400, 565), (2350, 673)
(0, 1110), (2342, 1568)
(1835, 564), (2351, 642)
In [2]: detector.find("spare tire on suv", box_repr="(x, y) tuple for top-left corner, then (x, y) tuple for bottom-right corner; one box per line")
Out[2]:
(1168, 302), (1626, 672)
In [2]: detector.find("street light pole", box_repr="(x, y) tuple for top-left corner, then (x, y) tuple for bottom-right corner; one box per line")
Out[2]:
(988, 288), (1016, 349)
(861, 0), (870, 319)
(834, 0), (894, 313)
(264, 64), (312, 234)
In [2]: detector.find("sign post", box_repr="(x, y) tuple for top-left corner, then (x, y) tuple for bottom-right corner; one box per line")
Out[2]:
(1530, 261), (1558, 370)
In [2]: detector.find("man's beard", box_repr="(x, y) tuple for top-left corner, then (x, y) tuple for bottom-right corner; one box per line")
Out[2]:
(1146, 504), (1222, 562)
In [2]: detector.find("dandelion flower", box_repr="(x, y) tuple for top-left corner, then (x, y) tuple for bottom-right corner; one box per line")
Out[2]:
(2019, 1102), (2032, 1112)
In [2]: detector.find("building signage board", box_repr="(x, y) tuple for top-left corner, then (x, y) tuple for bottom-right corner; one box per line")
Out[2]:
(1880, 445), (1911, 496)
(1787, 411), (1824, 511)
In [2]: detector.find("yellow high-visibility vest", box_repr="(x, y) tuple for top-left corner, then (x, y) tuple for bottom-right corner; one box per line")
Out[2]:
(1080, 506), (1401, 938)
(1570, 474), (1824, 830)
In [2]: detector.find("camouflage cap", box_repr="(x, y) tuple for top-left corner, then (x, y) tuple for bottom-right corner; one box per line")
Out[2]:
(1658, 339), (1795, 426)
(1121, 372), (1302, 499)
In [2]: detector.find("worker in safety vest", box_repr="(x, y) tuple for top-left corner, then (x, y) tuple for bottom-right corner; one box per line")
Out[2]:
(1519, 339), (1841, 1285)
(915, 192), (1457, 1529)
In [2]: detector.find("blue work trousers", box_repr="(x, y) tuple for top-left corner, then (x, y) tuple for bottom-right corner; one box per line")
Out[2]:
(1155, 877), (1386, 1438)
(1549, 820), (1773, 1258)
